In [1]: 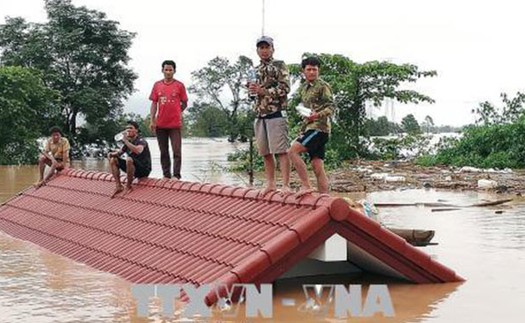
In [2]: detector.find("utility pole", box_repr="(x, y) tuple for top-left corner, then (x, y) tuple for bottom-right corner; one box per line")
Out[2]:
(261, 0), (266, 36)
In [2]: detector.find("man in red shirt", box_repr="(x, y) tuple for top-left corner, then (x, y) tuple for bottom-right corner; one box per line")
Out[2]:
(149, 60), (188, 179)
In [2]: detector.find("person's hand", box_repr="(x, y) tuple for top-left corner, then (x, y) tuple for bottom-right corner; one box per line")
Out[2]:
(108, 152), (119, 159)
(149, 121), (156, 133)
(306, 112), (320, 122)
(248, 83), (263, 96)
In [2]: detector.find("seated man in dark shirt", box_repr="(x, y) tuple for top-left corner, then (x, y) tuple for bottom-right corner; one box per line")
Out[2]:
(108, 120), (152, 197)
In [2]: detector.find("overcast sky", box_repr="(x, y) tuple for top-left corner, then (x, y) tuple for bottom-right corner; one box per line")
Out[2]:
(2, 0), (524, 126)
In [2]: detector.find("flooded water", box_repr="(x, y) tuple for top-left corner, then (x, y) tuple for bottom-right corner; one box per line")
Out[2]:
(76, 138), (252, 185)
(1, 138), (524, 322)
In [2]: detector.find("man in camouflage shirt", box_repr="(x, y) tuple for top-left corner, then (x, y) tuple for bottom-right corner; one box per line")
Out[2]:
(289, 56), (335, 195)
(249, 36), (291, 194)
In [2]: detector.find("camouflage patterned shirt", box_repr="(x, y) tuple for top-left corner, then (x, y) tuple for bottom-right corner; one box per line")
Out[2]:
(253, 58), (290, 116)
(298, 78), (335, 133)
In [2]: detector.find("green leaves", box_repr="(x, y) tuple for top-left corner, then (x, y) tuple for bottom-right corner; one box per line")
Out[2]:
(365, 116), (400, 136)
(188, 55), (254, 141)
(185, 102), (230, 137)
(417, 114), (525, 169)
(418, 92), (525, 169)
(289, 53), (436, 158)
(401, 114), (422, 135)
(0, 66), (60, 165)
(0, 0), (137, 139)
(473, 92), (525, 125)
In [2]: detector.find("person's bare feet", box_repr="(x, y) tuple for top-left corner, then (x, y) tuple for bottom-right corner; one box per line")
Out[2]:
(279, 186), (293, 195)
(123, 185), (133, 195)
(296, 187), (315, 198)
(259, 185), (277, 197)
(34, 180), (45, 189)
(111, 185), (124, 198)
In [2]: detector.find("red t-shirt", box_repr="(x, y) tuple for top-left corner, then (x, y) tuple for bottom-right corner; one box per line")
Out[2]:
(149, 79), (188, 129)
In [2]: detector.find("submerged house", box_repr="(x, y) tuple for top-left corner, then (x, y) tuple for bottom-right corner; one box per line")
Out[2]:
(0, 169), (463, 305)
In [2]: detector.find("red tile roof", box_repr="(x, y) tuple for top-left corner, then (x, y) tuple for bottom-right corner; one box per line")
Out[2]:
(0, 169), (463, 305)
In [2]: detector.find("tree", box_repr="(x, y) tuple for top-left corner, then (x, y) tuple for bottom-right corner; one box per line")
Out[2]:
(0, 0), (137, 139)
(289, 54), (436, 158)
(473, 92), (525, 125)
(401, 114), (422, 135)
(75, 112), (153, 147)
(185, 102), (229, 137)
(189, 56), (254, 141)
(417, 92), (525, 169)
(422, 115), (434, 134)
(0, 66), (60, 165)
(365, 116), (399, 136)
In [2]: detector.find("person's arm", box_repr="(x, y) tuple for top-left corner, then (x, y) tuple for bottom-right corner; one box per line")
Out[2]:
(150, 101), (158, 132)
(62, 139), (71, 167)
(108, 147), (124, 158)
(41, 140), (57, 163)
(122, 136), (144, 155)
(108, 151), (120, 158)
(317, 84), (335, 118)
(62, 150), (70, 167)
(180, 83), (188, 112)
(108, 142), (127, 159)
(308, 84), (335, 121)
(149, 83), (158, 132)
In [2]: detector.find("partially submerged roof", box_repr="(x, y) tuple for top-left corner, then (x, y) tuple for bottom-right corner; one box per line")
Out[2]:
(0, 169), (463, 304)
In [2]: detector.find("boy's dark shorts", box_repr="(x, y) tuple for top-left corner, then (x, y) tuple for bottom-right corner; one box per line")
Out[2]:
(296, 129), (329, 160)
(118, 157), (151, 178)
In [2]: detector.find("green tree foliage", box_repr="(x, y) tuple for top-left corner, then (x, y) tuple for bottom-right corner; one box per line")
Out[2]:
(433, 125), (462, 133)
(188, 56), (254, 141)
(75, 112), (152, 149)
(369, 134), (431, 160)
(401, 114), (422, 135)
(417, 92), (525, 168)
(422, 115), (434, 134)
(0, 0), (137, 140)
(289, 53), (436, 158)
(473, 92), (525, 125)
(364, 116), (400, 136)
(185, 102), (230, 137)
(0, 66), (60, 165)
(117, 113), (153, 138)
(135, 114), (154, 138)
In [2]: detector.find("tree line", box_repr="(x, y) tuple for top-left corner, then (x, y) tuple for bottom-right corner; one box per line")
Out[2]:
(2, 0), (522, 169)
(0, 0), (145, 163)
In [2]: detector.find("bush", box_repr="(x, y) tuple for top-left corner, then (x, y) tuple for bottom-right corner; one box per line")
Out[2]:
(416, 117), (525, 169)
(0, 139), (40, 165)
(227, 146), (264, 172)
(366, 134), (432, 161)
(0, 66), (60, 165)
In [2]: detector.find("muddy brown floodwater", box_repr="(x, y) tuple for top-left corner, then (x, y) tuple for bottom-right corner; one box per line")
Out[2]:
(1, 138), (524, 322)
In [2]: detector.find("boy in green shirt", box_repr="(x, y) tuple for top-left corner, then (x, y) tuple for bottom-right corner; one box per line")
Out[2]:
(289, 56), (335, 195)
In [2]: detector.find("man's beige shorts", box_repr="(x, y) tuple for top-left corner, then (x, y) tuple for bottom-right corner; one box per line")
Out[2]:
(254, 117), (289, 156)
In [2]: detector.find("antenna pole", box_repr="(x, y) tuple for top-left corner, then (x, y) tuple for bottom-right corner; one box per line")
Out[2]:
(262, 0), (265, 36)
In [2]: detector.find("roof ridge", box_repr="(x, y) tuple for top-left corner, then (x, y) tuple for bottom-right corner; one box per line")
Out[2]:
(59, 169), (334, 209)
(48, 176), (335, 232)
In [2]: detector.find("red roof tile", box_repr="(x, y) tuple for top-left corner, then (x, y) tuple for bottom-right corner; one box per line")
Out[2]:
(0, 169), (463, 305)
